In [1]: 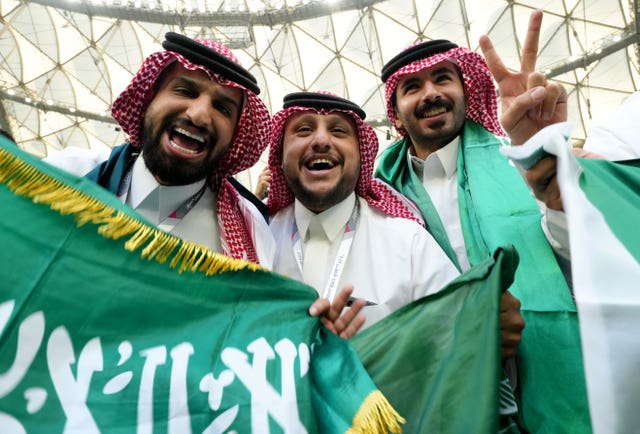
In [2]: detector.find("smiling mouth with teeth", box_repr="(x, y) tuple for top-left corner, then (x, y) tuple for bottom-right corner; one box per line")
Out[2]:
(168, 127), (207, 155)
(421, 107), (448, 118)
(307, 158), (336, 170)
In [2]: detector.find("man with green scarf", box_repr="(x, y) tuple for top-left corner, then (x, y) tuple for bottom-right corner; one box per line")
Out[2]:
(375, 10), (590, 434)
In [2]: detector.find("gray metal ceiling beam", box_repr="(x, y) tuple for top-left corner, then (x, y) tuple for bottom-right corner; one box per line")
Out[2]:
(27, 0), (384, 28)
(0, 89), (115, 124)
(544, 25), (640, 79)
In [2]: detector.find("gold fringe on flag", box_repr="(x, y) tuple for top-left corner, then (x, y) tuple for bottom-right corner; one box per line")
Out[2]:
(0, 146), (261, 276)
(347, 390), (405, 434)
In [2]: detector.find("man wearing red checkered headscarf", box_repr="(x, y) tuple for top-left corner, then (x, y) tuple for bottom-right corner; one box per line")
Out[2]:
(45, 33), (274, 265)
(375, 35), (584, 433)
(267, 91), (459, 330)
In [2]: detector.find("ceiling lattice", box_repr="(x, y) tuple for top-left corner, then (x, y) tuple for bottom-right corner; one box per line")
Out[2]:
(1, 0), (637, 189)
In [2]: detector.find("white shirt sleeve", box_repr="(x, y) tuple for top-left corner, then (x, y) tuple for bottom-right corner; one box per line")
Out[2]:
(583, 91), (640, 160)
(43, 147), (112, 176)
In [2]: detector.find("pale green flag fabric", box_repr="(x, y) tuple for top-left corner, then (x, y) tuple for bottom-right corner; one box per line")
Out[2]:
(502, 122), (640, 434)
(0, 137), (403, 433)
(351, 246), (518, 434)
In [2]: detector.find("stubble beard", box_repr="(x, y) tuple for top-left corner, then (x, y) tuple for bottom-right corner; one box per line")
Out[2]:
(406, 105), (465, 153)
(285, 168), (359, 213)
(413, 124), (462, 151)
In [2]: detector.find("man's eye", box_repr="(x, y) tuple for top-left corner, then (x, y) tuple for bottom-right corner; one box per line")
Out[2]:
(402, 83), (419, 93)
(214, 102), (232, 117)
(175, 87), (196, 97)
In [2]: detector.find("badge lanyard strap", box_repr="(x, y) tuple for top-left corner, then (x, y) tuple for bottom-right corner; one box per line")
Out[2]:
(118, 169), (207, 231)
(291, 200), (360, 302)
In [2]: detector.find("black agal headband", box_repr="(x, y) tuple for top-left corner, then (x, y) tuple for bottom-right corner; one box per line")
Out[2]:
(283, 92), (366, 120)
(380, 39), (458, 83)
(162, 32), (261, 95)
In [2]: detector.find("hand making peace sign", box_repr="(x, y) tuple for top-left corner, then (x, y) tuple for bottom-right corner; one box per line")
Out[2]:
(479, 9), (568, 146)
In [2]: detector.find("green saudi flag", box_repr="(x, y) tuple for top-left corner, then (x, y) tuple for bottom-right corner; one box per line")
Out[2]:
(0, 135), (512, 432)
(352, 247), (514, 433)
(503, 122), (640, 434)
(0, 138), (404, 433)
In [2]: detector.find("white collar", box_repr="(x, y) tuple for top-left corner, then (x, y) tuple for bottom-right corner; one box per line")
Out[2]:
(127, 154), (207, 224)
(408, 136), (459, 181)
(294, 193), (356, 243)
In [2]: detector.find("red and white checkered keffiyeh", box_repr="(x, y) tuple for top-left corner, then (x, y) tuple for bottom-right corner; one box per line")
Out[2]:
(111, 39), (271, 263)
(267, 95), (425, 226)
(384, 46), (506, 138)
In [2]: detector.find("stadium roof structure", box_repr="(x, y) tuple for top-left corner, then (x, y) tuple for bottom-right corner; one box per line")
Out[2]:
(1, 0), (638, 189)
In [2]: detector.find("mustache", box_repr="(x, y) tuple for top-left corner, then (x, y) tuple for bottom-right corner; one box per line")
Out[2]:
(415, 99), (452, 117)
(164, 116), (217, 146)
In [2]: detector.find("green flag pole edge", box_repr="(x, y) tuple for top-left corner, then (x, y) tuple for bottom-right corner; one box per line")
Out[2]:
(0, 145), (261, 276)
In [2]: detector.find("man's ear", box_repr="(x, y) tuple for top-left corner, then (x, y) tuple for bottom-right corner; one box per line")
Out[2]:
(392, 111), (403, 131)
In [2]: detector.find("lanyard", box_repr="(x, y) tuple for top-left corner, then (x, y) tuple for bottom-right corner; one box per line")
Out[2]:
(291, 200), (359, 302)
(118, 168), (207, 232)
(156, 185), (207, 232)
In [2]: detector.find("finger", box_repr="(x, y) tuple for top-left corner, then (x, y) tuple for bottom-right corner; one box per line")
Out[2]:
(500, 329), (522, 359)
(500, 291), (520, 311)
(339, 314), (366, 339)
(479, 34), (509, 82)
(501, 341), (520, 360)
(539, 82), (567, 122)
(320, 316), (338, 335)
(308, 298), (330, 317)
(525, 156), (560, 205)
(333, 297), (365, 333)
(500, 86), (545, 134)
(543, 176), (563, 211)
(526, 156), (557, 189)
(526, 71), (546, 90)
(521, 9), (543, 73)
(500, 311), (526, 331)
(501, 331), (523, 347)
(327, 285), (354, 321)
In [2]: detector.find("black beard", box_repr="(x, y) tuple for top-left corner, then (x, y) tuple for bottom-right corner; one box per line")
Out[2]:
(409, 100), (465, 149)
(412, 124), (463, 150)
(140, 117), (216, 186)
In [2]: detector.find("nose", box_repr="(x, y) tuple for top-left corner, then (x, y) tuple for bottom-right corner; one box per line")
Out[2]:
(185, 96), (214, 129)
(420, 80), (441, 103)
(311, 125), (331, 151)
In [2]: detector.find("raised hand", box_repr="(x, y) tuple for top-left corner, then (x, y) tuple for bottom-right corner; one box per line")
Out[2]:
(479, 9), (567, 145)
(254, 165), (271, 200)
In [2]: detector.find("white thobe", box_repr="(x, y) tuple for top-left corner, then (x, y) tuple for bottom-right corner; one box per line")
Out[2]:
(269, 193), (460, 329)
(409, 137), (471, 271)
(408, 136), (569, 272)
